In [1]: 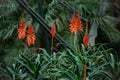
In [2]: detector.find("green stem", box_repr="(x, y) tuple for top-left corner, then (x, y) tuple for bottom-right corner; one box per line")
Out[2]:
(51, 36), (54, 54)
(74, 33), (78, 52)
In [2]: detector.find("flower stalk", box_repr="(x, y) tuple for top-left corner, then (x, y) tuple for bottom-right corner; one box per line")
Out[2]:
(83, 64), (87, 80)
(50, 21), (56, 53)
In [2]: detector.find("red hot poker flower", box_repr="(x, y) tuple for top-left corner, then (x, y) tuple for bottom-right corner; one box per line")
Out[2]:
(69, 12), (78, 34)
(50, 21), (56, 37)
(18, 15), (26, 39)
(27, 20), (36, 46)
(83, 22), (89, 47)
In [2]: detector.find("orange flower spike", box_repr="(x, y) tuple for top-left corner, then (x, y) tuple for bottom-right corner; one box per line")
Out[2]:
(83, 22), (89, 47)
(27, 20), (36, 46)
(18, 15), (26, 39)
(77, 10), (83, 31)
(50, 21), (56, 37)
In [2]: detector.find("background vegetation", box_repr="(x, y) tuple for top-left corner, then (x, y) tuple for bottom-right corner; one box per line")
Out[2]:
(0, 0), (120, 80)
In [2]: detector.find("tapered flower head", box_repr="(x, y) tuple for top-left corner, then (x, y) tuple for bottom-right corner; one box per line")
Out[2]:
(50, 21), (56, 37)
(27, 20), (36, 46)
(69, 12), (78, 34)
(18, 15), (26, 39)
(83, 22), (89, 47)
(27, 20), (34, 34)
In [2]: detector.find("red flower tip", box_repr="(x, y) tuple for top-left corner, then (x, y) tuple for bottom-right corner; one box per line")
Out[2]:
(83, 22), (89, 47)
(50, 21), (56, 37)
(71, 11), (76, 23)
(27, 20), (34, 34)
(18, 15), (26, 39)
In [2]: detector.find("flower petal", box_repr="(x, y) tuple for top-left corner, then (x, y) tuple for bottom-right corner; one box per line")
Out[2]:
(27, 34), (36, 46)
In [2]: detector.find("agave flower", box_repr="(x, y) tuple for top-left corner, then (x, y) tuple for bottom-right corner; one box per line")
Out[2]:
(50, 21), (56, 37)
(83, 22), (89, 47)
(26, 20), (36, 46)
(18, 16), (26, 39)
